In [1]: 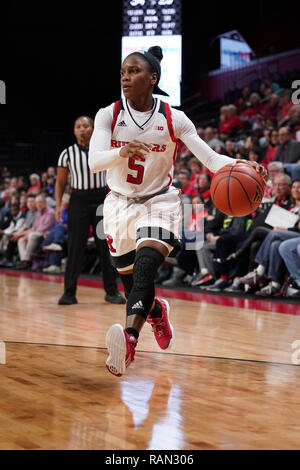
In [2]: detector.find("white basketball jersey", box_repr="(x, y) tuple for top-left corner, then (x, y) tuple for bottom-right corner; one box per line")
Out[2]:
(108, 98), (178, 197)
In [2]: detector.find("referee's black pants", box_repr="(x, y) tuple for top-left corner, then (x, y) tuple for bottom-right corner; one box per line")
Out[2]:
(64, 189), (119, 297)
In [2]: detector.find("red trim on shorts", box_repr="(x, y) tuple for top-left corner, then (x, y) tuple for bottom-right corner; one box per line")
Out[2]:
(111, 101), (120, 134)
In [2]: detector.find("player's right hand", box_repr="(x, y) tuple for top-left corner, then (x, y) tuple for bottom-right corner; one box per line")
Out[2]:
(119, 140), (152, 161)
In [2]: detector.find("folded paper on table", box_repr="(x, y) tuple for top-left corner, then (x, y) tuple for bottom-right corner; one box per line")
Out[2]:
(265, 204), (299, 229)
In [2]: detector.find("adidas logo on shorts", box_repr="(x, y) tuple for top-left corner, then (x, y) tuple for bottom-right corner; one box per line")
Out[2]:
(132, 301), (144, 310)
(118, 120), (127, 127)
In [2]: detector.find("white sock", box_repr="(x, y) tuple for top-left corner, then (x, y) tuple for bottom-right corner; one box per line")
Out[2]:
(256, 264), (265, 276)
(201, 268), (208, 275)
(271, 281), (280, 288)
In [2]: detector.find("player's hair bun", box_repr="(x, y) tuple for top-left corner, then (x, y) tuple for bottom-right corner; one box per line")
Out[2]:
(148, 46), (163, 62)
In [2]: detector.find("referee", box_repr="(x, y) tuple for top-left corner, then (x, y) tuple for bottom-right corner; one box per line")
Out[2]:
(55, 115), (125, 305)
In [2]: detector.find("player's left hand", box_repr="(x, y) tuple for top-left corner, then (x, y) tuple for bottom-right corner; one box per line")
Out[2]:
(236, 159), (268, 183)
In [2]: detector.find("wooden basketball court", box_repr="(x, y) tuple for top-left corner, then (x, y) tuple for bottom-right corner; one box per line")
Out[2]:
(1, 269), (300, 450)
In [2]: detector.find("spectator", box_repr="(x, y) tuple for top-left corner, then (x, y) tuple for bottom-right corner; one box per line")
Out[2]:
(204, 127), (224, 150)
(239, 178), (300, 296)
(41, 172), (48, 190)
(0, 204), (25, 265)
(227, 173), (293, 274)
(16, 195), (56, 270)
(263, 161), (285, 199)
(47, 166), (56, 179)
(177, 170), (198, 199)
(16, 176), (27, 192)
(224, 140), (237, 158)
(259, 128), (271, 151)
(278, 90), (296, 126)
(11, 195), (38, 245)
(289, 105), (300, 142)
(262, 94), (281, 122)
(188, 157), (206, 188)
(27, 173), (41, 194)
(241, 92), (263, 121)
(234, 86), (251, 112)
(274, 126), (300, 180)
(19, 194), (27, 214)
(162, 195), (206, 287)
(197, 173), (211, 203)
(42, 193), (70, 274)
(279, 238), (300, 298)
(218, 104), (243, 137)
(46, 176), (55, 196)
(261, 129), (279, 167)
(249, 147), (263, 164)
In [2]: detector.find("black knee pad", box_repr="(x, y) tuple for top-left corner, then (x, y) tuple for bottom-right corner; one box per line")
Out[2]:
(126, 247), (165, 319)
(119, 273), (133, 300)
(133, 247), (165, 289)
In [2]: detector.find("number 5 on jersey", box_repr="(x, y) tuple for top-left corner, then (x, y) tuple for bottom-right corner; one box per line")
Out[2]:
(127, 155), (145, 185)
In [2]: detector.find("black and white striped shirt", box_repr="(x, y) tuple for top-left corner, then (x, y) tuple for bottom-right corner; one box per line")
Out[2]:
(58, 143), (106, 190)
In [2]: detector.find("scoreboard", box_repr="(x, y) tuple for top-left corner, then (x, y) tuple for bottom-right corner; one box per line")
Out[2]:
(122, 0), (182, 106)
(123, 0), (181, 37)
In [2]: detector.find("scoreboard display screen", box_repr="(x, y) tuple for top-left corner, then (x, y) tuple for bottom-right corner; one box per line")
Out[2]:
(123, 0), (181, 37)
(122, 0), (182, 106)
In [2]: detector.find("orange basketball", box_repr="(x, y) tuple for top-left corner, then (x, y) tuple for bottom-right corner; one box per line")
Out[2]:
(210, 162), (266, 216)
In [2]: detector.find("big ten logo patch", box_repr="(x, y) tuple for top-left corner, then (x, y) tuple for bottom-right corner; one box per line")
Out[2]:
(0, 80), (6, 104)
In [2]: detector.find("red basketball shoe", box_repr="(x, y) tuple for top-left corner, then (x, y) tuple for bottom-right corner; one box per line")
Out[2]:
(147, 298), (174, 350)
(105, 324), (137, 377)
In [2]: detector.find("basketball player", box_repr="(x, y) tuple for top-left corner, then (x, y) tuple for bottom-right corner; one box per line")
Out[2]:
(89, 46), (267, 377)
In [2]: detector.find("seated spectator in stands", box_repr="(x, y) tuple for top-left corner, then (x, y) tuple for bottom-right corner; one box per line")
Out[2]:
(162, 195), (206, 287)
(262, 94), (281, 123)
(0, 178), (11, 199)
(259, 128), (271, 152)
(264, 76), (280, 94)
(263, 161), (284, 199)
(204, 127), (224, 150)
(249, 147), (263, 165)
(241, 92), (264, 122)
(261, 129), (279, 167)
(42, 193), (69, 274)
(197, 173), (211, 203)
(195, 215), (250, 289)
(188, 157), (206, 188)
(196, 127), (205, 140)
(204, 215), (252, 291)
(27, 173), (41, 195)
(234, 86), (251, 113)
(41, 187), (56, 209)
(289, 105), (300, 142)
(279, 238), (300, 298)
(47, 166), (56, 179)
(239, 178), (300, 296)
(227, 173), (293, 273)
(16, 176), (27, 192)
(224, 139), (237, 158)
(16, 194), (56, 270)
(10, 194), (37, 245)
(0, 204), (25, 265)
(278, 90), (296, 127)
(274, 126), (300, 180)
(19, 194), (27, 214)
(177, 170), (198, 199)
(218, 104), (243, 137)
(41, 172), (48, 190)
(46, 176), (55, 196)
